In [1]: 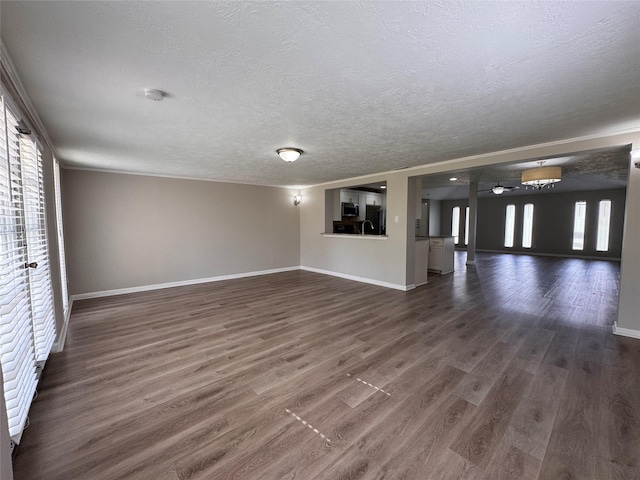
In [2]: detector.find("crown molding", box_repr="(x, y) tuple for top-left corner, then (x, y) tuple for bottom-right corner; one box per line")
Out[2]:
(1, 42), (58, 159)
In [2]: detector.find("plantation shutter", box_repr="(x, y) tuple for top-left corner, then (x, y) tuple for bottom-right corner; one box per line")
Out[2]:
(0, 96), (38, 441)
(20, 137), (56, 361)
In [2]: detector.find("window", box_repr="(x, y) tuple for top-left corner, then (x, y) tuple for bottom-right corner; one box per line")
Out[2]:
(522, 203), (534, 248)
(572, 201), (587, 250)
(464, 206), (469, 245)
(596, 200), (611, 252)
(53, 158), (69, 315)
(0, 92), (56, 443)
(451, 206), (460, 244)
(504, 204), (515, 248)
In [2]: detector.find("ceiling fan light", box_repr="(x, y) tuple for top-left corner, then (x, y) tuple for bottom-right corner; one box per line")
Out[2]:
(492, 185), (504, 195)
(277, 148), (303, 162)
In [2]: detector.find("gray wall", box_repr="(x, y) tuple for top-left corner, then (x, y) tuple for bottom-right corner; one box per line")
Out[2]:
(300, 172), (410, 289)
(440, 188), (626, 259)
(62, 170), (301, 295)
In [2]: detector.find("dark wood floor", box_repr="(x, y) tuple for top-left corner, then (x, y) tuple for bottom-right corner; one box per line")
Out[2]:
(12, 253), (640, 480)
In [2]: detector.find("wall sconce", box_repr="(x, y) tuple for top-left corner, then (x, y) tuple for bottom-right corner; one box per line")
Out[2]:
(293, 195), (302, 206)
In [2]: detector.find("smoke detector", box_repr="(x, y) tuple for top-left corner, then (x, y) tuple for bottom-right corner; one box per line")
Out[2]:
(144, 89), (166, 101)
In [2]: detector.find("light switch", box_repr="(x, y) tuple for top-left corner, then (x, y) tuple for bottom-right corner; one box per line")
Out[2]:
(394, 215), (399, 223)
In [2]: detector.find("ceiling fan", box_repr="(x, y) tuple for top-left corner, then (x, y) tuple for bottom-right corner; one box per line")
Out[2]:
(479, 183), (520, 195)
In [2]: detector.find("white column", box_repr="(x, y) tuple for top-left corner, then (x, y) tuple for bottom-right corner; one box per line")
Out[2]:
(615, 148), (640, 338)
(466, 182), (478, 265)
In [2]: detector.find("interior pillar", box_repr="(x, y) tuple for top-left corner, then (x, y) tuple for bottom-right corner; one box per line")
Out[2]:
(466, 182), (478, 265)
(615, 147), (640, 337)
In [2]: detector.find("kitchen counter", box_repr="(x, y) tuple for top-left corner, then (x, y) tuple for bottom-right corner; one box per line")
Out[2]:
(322, 233), (388, 240)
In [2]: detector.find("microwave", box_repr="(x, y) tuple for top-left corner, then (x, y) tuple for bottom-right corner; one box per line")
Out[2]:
(341, 202), (359, 217)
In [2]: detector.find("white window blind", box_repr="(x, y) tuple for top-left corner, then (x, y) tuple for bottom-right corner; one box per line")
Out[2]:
(0, 97), (38, 441)
(596, 200), (611, 252)
(572, 201), (587, 250)
(21, 137), (56, 361)
(504, 204), (515, 248)
(522, 203), (534, 248)
(0, 92), (56, 443)
(451, 206), (460, 244)
(464, 206), (469, 246)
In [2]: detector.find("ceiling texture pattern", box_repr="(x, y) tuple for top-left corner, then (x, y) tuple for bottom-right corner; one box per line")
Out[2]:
(1, 1), (639, 187)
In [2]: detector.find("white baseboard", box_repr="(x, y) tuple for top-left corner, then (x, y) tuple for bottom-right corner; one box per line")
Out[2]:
(613, 322), (640, 339)
(300, 266), (411, 291)
(69, 266), (301, 301)
(475, 249), (621, 261)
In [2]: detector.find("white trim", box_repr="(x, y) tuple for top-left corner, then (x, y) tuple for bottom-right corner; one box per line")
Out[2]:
(61, 165), (308, 190)
(300, 266), (411, 291)
(414, 281), (428, 287)
(51, 299), (73, 353)
(613, 322), (640, 339)
(69, 266), (300, 300)
(0, 43), (57, 156)
(321, 233), (388, 240)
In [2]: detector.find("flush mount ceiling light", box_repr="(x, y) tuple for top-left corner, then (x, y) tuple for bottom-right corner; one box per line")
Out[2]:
(521, 160), (562, 190)
(449, 177), (458, 181)
(380, 185), (387, 189)
(144, 89), (166, 101)
(277, 148), (303, 162)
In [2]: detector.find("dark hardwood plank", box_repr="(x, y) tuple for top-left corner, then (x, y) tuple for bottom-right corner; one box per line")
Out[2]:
(11, 253), (639, 480)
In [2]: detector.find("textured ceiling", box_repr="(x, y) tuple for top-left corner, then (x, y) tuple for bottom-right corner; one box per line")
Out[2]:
(421, 146), (631, 200)
(1, 1), (639, 187)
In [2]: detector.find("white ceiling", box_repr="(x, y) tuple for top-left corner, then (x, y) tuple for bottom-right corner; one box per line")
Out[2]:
(1, 1), (639, 187)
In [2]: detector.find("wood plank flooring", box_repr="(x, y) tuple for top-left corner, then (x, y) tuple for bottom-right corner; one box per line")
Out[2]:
(12, 253), (640, 480)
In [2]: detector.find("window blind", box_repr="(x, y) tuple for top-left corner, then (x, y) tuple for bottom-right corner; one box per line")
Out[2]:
(0, 92), (56, 443)
(0, 97), (38, 441)
(20, 137), (56, 362)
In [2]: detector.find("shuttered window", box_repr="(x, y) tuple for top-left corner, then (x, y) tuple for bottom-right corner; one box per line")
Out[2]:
(0, 92), (56, 443)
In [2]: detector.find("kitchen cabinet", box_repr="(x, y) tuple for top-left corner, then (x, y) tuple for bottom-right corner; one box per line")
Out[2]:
(366, 193), (382, 206)
(340, 189), (361, 204)
(414, 238), (429, 286)
(428, 236), (454, 274)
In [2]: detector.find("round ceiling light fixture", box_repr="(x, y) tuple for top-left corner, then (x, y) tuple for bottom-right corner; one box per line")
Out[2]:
(144, 89), (166, 101)
(277, 148), (303, 162)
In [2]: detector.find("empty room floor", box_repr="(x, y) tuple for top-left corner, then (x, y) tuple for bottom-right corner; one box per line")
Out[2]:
(11, 253), (640, 480)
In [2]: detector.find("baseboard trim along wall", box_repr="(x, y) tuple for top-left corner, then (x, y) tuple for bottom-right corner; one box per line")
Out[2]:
(612, 322), (640, 339)
(55, 265), (410, 351)
(474, 249), (621, 262)
(69, 266), (301, 301)
(300, 266), (412, 291)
